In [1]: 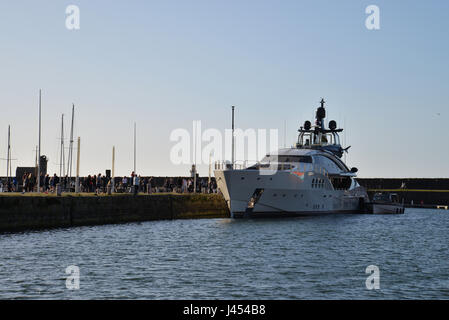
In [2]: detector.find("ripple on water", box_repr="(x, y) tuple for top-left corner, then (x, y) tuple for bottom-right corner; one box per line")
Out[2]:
(1, 208), (449, 299)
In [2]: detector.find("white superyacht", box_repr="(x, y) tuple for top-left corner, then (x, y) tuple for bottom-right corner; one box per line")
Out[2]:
(214, 99), (368, 218)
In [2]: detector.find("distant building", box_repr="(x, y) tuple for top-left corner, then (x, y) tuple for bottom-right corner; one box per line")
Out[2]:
(15, 155), (48, 179)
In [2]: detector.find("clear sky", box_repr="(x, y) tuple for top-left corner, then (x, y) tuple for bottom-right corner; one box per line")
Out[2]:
(0, 0), (448, 178)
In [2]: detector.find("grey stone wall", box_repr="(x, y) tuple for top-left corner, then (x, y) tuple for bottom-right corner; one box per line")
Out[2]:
(0, 194), (229, 233)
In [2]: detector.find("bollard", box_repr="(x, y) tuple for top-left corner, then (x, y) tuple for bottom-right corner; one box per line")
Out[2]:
(107, 184), (112, 195)
(56, 183), (62, 196)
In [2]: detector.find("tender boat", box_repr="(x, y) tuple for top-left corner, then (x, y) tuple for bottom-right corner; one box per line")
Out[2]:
(365, 192), (405, 214)
(215, 99), (369, 218)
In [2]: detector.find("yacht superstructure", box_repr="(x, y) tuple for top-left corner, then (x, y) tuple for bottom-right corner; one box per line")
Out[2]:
(214, 99), (368, 218)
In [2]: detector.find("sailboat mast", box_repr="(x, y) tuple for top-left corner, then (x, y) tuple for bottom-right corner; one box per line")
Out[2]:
(231, 106), (235, 166)
(6, 125), (10, 182)
(9, 138), (12, 178)
(133, 122), (136, 173)
(75, 137), (80, 193)
(284, 119), (287, 148)
(60, 114), (65, 177)
(208, 151), (212, 188)
(37, 90), (41, 193)
(67, 104), (75, 178)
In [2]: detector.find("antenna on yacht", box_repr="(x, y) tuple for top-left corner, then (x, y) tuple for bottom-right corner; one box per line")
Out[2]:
(296, 98), (347, 158)
(320, 98), (325, 108)
(316, 98), (326, 129)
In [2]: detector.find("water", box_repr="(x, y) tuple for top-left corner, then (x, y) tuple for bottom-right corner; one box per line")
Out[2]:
(0, 208), (448, 299)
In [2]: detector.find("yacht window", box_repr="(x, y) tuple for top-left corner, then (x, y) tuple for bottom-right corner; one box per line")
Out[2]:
(263, 155), (312, 163)
(270, 155), (312, 163)
(313, 155), (347, 172)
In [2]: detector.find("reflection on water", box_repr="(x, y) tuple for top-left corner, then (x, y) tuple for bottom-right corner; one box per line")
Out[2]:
(1, 208), (449, 299)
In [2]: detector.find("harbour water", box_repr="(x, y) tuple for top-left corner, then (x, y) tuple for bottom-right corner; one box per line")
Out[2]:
(0, 208), (448, 300)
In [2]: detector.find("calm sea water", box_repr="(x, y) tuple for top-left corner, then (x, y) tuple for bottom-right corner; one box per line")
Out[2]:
(0, 208), (448, 299)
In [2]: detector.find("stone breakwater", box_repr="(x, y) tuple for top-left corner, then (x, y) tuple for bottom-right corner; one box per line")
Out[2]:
(0, 194), (230, 233)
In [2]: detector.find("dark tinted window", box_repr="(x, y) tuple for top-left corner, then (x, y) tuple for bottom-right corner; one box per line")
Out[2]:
(315, 155), (348, 171)
(277, 155), (312, 163)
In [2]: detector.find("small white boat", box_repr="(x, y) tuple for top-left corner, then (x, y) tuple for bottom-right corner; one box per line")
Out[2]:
(366, 193), (405, 214)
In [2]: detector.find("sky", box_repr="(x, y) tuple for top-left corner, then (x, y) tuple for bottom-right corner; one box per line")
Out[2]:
(0, 0), (448, 178)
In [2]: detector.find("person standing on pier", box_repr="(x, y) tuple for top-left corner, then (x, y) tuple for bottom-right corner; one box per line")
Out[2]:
(133, 174), (140, 196)
(49, 175), (54, 192)
(96, 174), (102, 195)
(39, 173), (44, 193)
(22, 173), (28, 193)
(122, 176), (128, 192)
(92, 175), (95, 192)
(131, 171), (135, 193)
(50, 174), (59, 193)
(44, 174), (50, 193)
(147, 177), (152, 194)
(29, 173), (35, 193)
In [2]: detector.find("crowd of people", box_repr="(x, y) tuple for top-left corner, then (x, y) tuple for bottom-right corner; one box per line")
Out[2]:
(0, 171), (219, 195)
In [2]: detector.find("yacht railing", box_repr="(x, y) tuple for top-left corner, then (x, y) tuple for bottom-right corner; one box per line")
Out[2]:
(214, 160), (259, 170)
(214, 160), (331, 176)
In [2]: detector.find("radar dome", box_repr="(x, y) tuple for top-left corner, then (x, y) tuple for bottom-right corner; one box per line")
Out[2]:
(304, 121), (311, 130)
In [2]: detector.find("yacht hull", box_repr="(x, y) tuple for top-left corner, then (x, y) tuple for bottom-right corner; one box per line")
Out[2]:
(215, 169), (366, 218)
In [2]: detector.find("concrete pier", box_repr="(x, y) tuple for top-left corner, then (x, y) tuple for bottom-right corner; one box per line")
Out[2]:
(0, 194), (230, 233)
